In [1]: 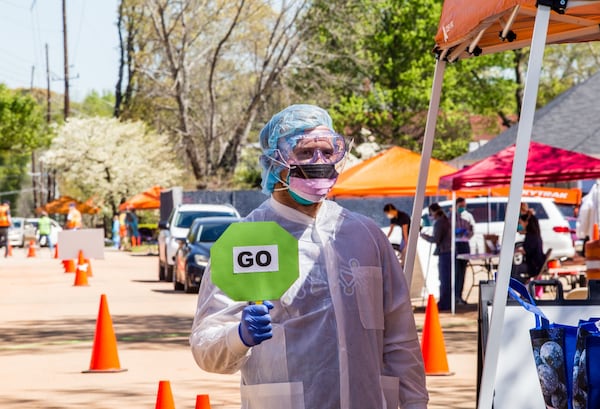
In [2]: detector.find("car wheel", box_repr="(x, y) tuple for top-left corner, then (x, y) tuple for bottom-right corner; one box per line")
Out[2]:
(184, 272), (198, 294)
(165, 263), (174, 282)
(173, 261), (184, 291)
(158, 260), (165, 281)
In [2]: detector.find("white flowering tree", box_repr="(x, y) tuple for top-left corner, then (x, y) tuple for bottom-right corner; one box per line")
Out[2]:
(42, 117), (184, 214)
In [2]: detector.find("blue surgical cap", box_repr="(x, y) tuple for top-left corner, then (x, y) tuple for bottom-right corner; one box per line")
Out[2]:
(259, 104), (335, 194)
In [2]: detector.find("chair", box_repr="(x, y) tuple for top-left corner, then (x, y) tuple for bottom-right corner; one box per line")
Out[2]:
(536, 248), (554, 280)
(564, 287), (589, 300)
(511, 247), (552, 285)
(529, 249), (554, 298)
(483, 234), (500, 254)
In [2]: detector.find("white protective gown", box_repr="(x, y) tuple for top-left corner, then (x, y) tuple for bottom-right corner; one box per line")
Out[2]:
(190, 198), (428, 409)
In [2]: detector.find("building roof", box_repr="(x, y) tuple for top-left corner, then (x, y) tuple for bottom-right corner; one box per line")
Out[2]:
(453, 70), (600, 167)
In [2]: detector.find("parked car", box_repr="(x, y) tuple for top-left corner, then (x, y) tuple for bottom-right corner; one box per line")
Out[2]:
(416, 197), (575, 299)
(173, 216), (241, 293)
(565, 216), (584, 254)
(27, 218), (63, 247)
(7, 217), (60, 248)
(420, 196), (575, 259)
(8, 218), (35, 248)
(157, 204), (241, 282)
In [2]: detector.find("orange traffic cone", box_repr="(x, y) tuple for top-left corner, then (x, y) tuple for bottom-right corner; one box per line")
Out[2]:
(7, 243), (12, 257)
(73, 262), (89, 286)
(77, 250), (86, 266)
(83, 294), (127, 373)
(593, 223), (599, 241)
(155, 380), (175, 409)
(195, 394), (211, 409)
(53, 244), (59, 259)
(26, 239), (36, 258)
(63, 259), (76, 273)
(85, 258), (93, 277)
(421, 294), (453, 376)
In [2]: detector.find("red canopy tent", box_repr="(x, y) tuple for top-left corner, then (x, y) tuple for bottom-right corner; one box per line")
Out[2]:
(439, 142), (600, 190)
(328, 146), (457, 198)
(119, 186), (161, 211)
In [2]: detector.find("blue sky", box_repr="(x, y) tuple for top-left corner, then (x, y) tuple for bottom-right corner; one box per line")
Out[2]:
(0, 0), (120, 101)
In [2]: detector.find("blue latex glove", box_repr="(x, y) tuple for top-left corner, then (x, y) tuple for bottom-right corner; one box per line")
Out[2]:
(238, 301), (274, 347)
(455, 227), (467, 236)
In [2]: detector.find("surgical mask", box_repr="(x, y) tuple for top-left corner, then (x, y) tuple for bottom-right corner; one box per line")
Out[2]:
(385, 213), (394, 219)
(457, 207), (466, 214)
(287, 164), (338, 204)
(517, 223), (524, 232)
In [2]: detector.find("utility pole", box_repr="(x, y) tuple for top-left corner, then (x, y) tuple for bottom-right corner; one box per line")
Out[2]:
(46, 44), (51, 123)
(62, 0), (70, 119)
(45, 43), (53, 203)
(30, 65), (38, 210)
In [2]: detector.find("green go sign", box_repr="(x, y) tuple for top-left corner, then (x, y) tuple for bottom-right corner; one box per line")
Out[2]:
(210, 221), (299, 302)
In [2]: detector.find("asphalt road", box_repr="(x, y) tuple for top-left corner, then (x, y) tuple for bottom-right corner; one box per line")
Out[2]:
(0, 246), (478, 409)
(0, 247), (240, 409)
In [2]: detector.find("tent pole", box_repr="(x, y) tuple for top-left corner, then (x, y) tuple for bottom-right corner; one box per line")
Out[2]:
(405, 58), (446, 290)
(451, 191), (456, 315)
(477, 5), (552, 409)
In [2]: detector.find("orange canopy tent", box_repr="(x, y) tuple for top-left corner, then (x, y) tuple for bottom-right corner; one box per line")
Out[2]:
(409, 2), (600, 408)
(119, 185), (161, 211)
(37, 196), (100, 215)
(328, 146), (456, 198)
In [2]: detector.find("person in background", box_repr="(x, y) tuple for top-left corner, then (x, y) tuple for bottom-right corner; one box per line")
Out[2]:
(118, 210), (128, 250)
(65, 203), (82, 230)
(190, 104), (428, 409)
(38, 211), (54, 252)
(420, 202), (452, 311)
(454, 197), (474, 305)
(112, 215), (120, 249)
(515, 203), (546, 282)
(0, 201), (12, 257)
(577, 183), (599, 256)
(383, 203), (410, 266)
(126, 207), (140, 247)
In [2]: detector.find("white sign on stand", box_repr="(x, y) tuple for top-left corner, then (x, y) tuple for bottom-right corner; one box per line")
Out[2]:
(57, 229), (105, 260)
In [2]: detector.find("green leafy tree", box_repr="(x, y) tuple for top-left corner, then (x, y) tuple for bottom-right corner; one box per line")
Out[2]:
(0, 85), (49, 151)
(76, 91), (116, 118)
(0, 85), (52, 211)
(293, 0), (518, 158)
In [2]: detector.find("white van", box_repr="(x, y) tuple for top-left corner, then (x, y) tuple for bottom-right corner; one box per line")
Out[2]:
(416, 197), (574, 298)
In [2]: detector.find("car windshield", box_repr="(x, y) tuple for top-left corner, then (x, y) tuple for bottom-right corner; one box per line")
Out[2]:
(174, 211), (236, 228)
(196, 222), (233, 243)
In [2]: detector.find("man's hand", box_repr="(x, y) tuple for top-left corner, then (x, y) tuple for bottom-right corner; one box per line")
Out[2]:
(238, 301), (274, 347)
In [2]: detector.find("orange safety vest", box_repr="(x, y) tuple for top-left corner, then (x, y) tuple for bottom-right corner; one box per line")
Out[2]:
(0, 204), (10, 227)
(66, 208), (82, 229)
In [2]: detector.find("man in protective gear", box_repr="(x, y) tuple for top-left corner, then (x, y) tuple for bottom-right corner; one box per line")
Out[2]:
(190, 104), (428, 409)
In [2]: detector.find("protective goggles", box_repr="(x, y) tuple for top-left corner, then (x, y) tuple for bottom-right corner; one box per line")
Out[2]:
(278, 130), (347, 165)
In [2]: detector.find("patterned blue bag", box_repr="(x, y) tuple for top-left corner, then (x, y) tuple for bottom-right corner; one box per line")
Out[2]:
(508, 278), (600, 409)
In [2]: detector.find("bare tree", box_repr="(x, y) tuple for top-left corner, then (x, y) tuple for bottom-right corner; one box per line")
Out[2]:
(118, 0), (310, 188)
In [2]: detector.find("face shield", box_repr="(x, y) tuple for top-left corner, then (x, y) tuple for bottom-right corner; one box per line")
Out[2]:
(278, 130), (347, 166)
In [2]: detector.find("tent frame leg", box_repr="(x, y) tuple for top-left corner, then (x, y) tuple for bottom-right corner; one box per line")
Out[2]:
(405, 58), (446, 291)
(477, 5), (552, 409)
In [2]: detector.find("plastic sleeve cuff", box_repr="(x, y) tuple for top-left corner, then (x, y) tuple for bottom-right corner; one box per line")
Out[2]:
(230, 324), (251, 352)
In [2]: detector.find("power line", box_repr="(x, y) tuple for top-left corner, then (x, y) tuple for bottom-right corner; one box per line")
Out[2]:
(0, 0), (28, 9)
